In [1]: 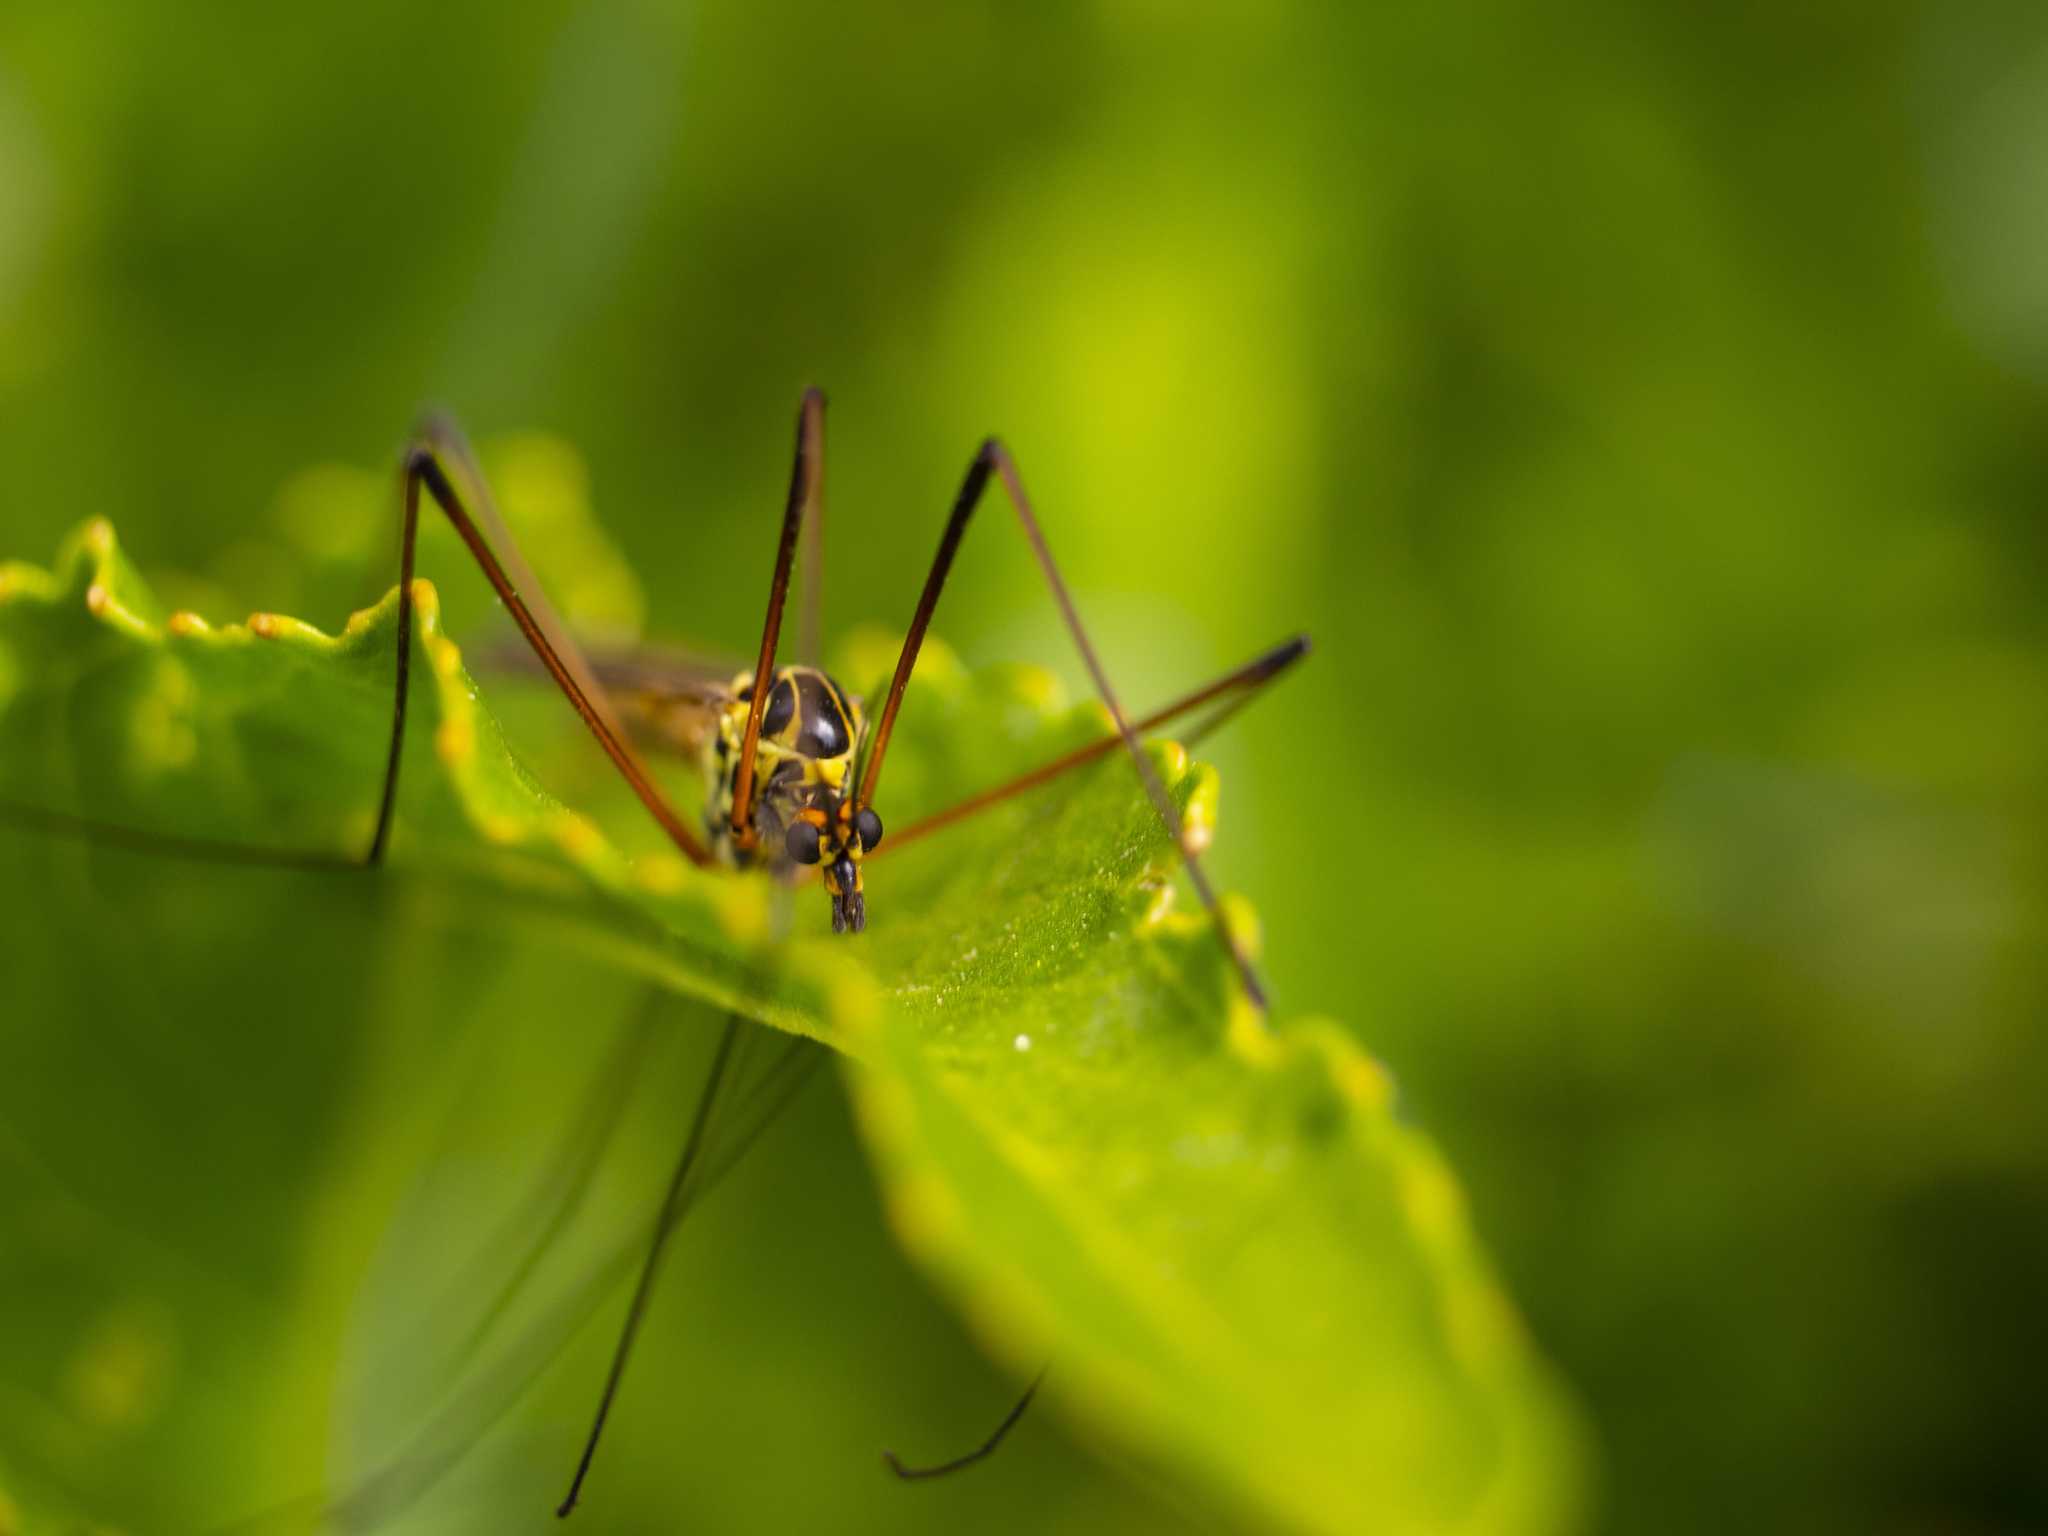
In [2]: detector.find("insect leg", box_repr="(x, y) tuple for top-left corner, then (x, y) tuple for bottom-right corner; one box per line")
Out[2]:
(411, 413), (638, 749)
(728, 389), (826, 851)
(0, 420), (692, 873)
(383, 438), (712, 867)
(799, 395), (828, 669)
(853, 440), (1274, 1011)
(883, 1366), (1047, 1481)
(875, 634), (1308, 857)
(556, 1012), (747, 1517)
(217, 1020), (820, 1535)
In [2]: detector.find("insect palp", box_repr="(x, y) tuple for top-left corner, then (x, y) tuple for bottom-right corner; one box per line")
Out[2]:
(824, 853), (864, 934)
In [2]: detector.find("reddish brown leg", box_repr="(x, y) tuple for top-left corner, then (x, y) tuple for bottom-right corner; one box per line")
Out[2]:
(377, 438), (711, 866)
(4, 423), (705, 873)
(875, 633), (1307, 857)
(798, 401), (828, 669)
(725, 389), (826, 851)
(854, 441), (1281, 1011)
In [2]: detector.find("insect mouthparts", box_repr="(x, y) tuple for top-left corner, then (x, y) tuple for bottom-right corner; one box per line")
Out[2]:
(829, 855), (864, 934)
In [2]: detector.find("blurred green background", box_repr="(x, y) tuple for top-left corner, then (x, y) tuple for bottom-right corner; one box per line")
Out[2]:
(2, 1), (2045, 1532)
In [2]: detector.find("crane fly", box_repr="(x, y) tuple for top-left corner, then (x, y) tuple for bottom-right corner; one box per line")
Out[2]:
(387, 393), (1297, 980)
(0, 389), (1307, 1522)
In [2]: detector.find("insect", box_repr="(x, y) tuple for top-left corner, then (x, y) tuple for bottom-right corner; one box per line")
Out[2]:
(1, 389), (1307, 1520)
(387, 394), (1298, 979)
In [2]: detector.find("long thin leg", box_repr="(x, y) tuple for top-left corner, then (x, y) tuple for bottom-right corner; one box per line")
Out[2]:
(217, 1026), (821, 1536)
(413, 414), (636, 750)
(378, 444), (711, 866)
(854, 441), (1273, 1011)
(875, 634), (1307, 858)
(1, 421), (681, 874)
(727, 389), (826, 851)
(799, 400), (828, 669)
(883, 1367), (1047, 1482)
(556, 1014), (746, 1517)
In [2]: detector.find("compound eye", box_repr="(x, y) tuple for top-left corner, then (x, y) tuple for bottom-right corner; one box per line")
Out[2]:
(855, 806), (883, 851)
(784, 819), (823, 865)
(762, 676), (797, 738)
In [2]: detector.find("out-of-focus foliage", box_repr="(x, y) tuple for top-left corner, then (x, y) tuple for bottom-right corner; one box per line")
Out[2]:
(0, 0), (2044, 1532)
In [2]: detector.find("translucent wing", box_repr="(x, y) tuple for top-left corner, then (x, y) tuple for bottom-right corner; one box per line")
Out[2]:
(477, 638), (742, 760)
(582, 646), (742, 761)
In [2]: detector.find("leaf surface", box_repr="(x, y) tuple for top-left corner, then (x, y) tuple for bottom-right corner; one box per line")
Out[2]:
(0, 517), (1586, 1535)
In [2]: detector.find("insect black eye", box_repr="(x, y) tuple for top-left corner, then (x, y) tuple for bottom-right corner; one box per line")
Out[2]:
(855, 807), (883, 851)
(784, 820), (822, 865)
(762, 677), (797, 737)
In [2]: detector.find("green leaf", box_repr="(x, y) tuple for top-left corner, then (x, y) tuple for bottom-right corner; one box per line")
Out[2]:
(0, 516), (864, 1042)
(0, 518), (1587, 1534)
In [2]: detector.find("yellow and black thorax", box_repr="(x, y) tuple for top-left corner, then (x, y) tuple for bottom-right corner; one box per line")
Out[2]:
(701, 664), (862, 867)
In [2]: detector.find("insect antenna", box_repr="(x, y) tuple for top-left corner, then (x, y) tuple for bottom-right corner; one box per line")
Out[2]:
(852, 441), (1275, 1010)
(882, 1366), (1047, 1482)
